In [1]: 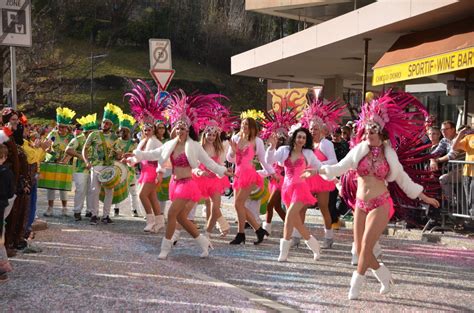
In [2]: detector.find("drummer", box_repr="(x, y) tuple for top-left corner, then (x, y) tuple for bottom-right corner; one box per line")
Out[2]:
(66, 114), (98, 221)
(112, 113), (139, 217)
(83, 103), (120, 225)
(43, 107), (75, 217)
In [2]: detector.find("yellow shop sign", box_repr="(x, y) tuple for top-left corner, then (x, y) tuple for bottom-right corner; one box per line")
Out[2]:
(373, 47), (474, 86)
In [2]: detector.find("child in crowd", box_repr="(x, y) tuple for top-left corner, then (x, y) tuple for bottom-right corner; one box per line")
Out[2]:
(0, 143), (15, 282)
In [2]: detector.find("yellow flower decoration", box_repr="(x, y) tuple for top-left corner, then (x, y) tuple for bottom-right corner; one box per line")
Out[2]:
(240, 109), (265, 122)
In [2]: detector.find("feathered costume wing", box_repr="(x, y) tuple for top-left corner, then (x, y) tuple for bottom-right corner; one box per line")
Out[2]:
(340, 90), (440, 224)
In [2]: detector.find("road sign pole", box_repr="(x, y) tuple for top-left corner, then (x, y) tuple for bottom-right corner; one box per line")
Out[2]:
(10, 46), (17, 109)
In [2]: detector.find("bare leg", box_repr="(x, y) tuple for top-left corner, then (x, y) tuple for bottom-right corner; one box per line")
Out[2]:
(284, 202), (311, 240)
(206, 193), (222, 233)
(48, 200), (54, 208)
(234, 186), (253, 233)
(205, 199), (211, 220)
(353, 207), (367, 258)
(177, 201), (200, 238)
(357, 205), (390, 275)
(316, 192), (332, 230)
(139, 184), (153, 215)
(165, 199), (188, 239)
(266, 191), (276, 223)
(61, 200), (67, 208)
(143, 183), (161, 215)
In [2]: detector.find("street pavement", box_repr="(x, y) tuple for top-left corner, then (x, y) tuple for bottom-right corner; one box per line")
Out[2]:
(2, 189), (474, 312)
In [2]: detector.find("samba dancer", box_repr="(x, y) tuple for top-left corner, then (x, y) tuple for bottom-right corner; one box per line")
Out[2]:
(44, 108), (75, 217)
(194, 105), (236, 238)
(66, 114), (98, 221)
(83, 103), (120, 225)
(266, 126), (322, 261)
(300, 99), (343, 249)
(260, 106), (299, 235)
(112, 114), (140, 218)
(125, 90), (232, 259)
(125, 80), (168, 232)
(227, 114), (276, 245)
(318, 91), (439, 299)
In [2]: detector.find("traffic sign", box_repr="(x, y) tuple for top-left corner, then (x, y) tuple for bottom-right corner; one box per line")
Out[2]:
(150, 69), (175, 91)
(0, 0), (31, 47)
(149, 39), (172, 70)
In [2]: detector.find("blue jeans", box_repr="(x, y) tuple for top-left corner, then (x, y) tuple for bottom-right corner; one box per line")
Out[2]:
(464, 176), (474, 216)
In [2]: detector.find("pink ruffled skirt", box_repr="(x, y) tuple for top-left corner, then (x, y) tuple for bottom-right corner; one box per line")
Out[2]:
(194, 175), (231, 198)
(307, 174), (336, 193)
(169, 177), (201, 202)
(282, 181), (317, 208)
(138, 164), (157, 184)
(233, 165), (263, 191)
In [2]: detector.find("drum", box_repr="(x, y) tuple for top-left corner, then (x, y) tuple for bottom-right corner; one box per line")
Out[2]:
(156, 175), (170, 201)
(38, 162), (73, 191)
(98, 162), (128, 189)
(249, 179), (270, 214)
(99, 179), (129, 205)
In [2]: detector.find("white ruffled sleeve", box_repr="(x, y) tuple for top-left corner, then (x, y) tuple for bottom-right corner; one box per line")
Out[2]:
(319, 139), (338, 165)
(255, 137), (275, 174)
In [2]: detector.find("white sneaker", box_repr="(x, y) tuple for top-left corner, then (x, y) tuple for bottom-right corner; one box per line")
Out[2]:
(43, 207), (53, 217)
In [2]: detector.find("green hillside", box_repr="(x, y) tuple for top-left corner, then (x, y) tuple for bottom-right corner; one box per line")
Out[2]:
(38, 39), (265, 119)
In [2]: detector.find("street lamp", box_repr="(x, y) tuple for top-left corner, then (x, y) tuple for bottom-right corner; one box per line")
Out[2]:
(88, 53), (108, 111)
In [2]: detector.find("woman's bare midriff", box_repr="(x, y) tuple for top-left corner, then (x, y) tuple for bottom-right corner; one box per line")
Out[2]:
(356, 176), (388, 201)
(172, 166), (192, 180)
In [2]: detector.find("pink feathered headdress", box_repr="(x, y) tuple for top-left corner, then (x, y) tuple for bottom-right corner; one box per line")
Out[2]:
(261, 105), (299, 140)
(355, 90), (429, 148)
(167, 90), (227, 134)
(202, 104), (239, 134)
(124, 79), (167, 125)
(300, 98), (346, 133)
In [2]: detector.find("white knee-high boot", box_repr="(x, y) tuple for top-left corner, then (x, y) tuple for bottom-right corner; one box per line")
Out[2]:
(305, 235), (321, 261)
(158, 238), (173, 260)
(348, 271), (366, 300)
(195, 234), (213, 258)
(144, 214), (155, 232)
(278, 238), (291, 262)
(153, 215), (165, 233)
(372, 263), (393, 294)
(216, 215), (230, 236)
(351, 241), (383, 266)
(262, 221), (272, 236)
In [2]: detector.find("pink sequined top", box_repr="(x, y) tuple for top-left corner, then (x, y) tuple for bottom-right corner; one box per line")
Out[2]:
(284, 154), (306, 184)
(356, 146), (389, 180)
(170, 152), (190, 168)
(236, 144), (254, 167)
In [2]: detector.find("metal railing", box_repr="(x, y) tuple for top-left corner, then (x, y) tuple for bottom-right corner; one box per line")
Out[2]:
(421, 159), (474, 233)
(442, 160), (474, 219)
